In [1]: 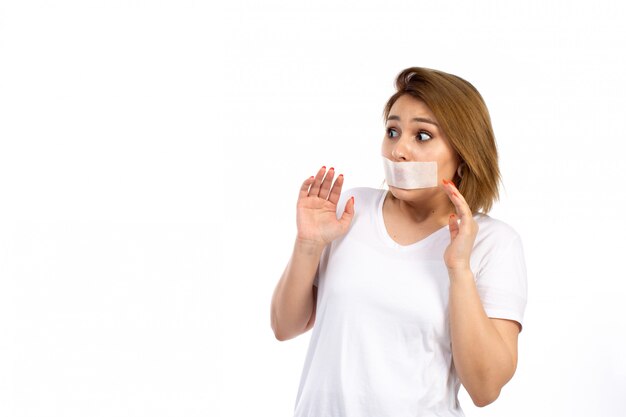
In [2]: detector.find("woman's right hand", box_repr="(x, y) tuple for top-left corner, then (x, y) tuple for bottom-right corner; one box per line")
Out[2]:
(296, 166), (355, 247)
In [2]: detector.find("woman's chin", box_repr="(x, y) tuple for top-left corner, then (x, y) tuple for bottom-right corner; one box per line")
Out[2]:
(389, 185), (428, 192)
(388, 185), (439, 199)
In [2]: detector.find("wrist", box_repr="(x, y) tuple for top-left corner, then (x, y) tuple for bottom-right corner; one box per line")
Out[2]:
(446, 265), (474, 280)
(294, 237), (327, 255)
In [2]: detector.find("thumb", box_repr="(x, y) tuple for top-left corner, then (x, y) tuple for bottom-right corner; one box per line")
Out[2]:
(448, 213), (459, 239)
(338, 196), (355, 228)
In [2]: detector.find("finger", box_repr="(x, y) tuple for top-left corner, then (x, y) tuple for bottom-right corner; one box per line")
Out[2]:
(299, 176), (315, 200)
(309, 166), (327, 197)
(449, 213), (459, 239)
(327, 173), (344, 205)
(339, 195), (355, 229)
(452, 194), (472, 223)
(447, 181), (467, 204)
(448, 193), (471, 224)
(319, 167), (335, 200)
(442, 179), (472, 219)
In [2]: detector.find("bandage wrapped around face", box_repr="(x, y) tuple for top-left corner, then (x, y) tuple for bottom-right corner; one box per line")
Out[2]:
(381, 155), (438, 189)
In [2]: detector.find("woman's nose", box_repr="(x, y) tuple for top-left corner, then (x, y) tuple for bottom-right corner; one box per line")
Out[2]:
(391, 135), (411, 161)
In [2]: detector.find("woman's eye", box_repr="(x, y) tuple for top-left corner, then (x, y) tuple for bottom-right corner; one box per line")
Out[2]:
(386, 128), (433, 142)
(386, 128), (399, 139)
(417, 131), (433, 141)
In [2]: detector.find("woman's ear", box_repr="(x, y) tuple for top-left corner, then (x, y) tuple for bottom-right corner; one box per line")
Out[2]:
(455, 162), (466, 184)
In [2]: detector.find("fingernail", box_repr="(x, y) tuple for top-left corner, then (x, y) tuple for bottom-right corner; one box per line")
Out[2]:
(338, 174), (343, 178)
(322, 165), (326, 169)
(449, 214), (455, 218)
(451, 191), (458, 197)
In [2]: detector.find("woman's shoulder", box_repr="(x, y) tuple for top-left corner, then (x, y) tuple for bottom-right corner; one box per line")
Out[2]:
(471, 213), (525, 274)
(473, 212), (522, 246)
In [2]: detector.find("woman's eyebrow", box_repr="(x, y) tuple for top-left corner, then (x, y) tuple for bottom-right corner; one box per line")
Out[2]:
(386, 115), (439, 127)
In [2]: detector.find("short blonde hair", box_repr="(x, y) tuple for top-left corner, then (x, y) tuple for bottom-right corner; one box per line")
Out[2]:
(383, 67), (501, 214)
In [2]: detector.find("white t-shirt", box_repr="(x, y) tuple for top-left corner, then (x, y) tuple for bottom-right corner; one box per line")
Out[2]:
(293, 187), (528, 417)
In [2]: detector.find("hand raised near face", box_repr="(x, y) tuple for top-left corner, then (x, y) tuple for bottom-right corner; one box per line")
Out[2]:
(296, 166), (355, 248)
(442, 178), (479, 273)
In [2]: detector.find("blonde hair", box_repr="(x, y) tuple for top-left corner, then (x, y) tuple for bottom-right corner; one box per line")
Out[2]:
(383, 67), (501, 214)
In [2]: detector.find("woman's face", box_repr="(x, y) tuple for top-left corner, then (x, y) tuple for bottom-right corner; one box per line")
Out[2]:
(381, 94), (461, 201)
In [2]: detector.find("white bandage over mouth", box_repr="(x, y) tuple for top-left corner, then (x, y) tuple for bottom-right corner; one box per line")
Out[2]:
(381, 155), (438, 189)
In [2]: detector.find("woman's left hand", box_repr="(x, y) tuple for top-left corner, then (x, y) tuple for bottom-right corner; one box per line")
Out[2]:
(442, 179), (479, 272)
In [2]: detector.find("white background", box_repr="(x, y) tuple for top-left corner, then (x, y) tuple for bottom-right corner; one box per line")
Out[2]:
(1, 0), (625, 416)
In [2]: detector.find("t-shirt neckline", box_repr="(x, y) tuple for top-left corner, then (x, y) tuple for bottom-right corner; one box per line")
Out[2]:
(376, 189), (451, 251)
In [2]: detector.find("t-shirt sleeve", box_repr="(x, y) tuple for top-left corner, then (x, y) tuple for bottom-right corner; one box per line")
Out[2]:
(475, 234), (528, 333)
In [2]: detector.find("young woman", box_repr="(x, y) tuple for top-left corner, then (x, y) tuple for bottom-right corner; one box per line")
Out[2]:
(270, 67), (528, 417)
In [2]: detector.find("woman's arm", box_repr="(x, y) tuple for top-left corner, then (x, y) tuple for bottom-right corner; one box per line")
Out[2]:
(271, 167), (355, 341)
(270, 238), (324, 341)
(441, 178), (521, 407)
(448, 268), (519, 407)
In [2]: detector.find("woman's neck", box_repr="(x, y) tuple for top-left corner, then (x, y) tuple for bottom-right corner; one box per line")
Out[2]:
(386, 189), (455, 226)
